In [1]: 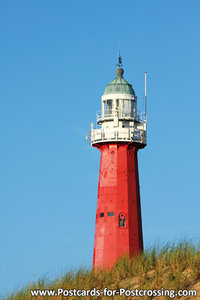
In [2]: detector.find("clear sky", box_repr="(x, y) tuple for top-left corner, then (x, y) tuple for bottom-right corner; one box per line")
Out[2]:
(1, 0), (200, 296)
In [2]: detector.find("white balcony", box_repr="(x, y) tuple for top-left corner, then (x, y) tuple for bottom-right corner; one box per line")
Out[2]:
(90, 127), (147, 145)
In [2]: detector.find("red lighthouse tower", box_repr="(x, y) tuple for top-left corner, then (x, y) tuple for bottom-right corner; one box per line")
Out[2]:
(89, 56), (147, 268)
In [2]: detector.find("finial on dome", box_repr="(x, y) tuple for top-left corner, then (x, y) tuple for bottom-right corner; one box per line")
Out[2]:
(116, 51), (124, 77)
(116, 67), (124, 77)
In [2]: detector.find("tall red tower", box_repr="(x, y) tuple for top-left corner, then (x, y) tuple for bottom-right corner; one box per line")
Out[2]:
(89, 56), (147, 268)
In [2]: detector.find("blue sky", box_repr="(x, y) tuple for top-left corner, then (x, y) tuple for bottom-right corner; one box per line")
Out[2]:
(1, 0), (200, 296)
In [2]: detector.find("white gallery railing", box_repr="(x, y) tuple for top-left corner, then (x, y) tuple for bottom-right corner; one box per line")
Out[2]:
(97, 109), (146, 123)
(90, 127), (146, 145)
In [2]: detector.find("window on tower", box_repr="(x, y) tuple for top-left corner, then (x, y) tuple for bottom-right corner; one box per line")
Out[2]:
(100, 213), (104, 217)
(104, 100), (113, 118)
(115, 99), (119, 116)
(116, 99), (119, 109)
(131, 100), (135, 117)
(108, 212), (114, 216)
(122, 100), (135, 118)
(123, 100), (129, 117)
(119, 213), (126, 227)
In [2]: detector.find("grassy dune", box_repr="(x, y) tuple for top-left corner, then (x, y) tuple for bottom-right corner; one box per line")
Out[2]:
(6, 242), (200, 299)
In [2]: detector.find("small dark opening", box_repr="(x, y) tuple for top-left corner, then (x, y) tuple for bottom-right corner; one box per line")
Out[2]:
(100, 213), (104, 217)
(119, 214), (126, 227)
(108, 212), (114, 216)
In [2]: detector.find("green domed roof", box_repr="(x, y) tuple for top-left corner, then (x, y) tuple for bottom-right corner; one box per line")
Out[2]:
(103, 67), (135, 96)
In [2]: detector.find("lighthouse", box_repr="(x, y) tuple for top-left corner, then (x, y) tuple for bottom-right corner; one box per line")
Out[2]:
(89, 56), (147, 268)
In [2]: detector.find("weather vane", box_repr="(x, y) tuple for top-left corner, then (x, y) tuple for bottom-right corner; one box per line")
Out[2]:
(117, 50), (123, 67)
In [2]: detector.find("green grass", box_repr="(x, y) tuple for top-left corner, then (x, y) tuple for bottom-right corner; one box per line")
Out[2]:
(5, 242), (200, 299)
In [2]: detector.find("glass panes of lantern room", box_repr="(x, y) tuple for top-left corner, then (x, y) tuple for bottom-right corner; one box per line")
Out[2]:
(103, 99), (135, 118)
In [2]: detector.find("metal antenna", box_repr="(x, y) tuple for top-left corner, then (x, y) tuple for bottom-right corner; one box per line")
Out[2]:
(145, 72), (147, 121)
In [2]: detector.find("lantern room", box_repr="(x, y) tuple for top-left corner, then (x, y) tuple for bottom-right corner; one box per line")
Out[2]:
(89, 57), (147, 146)
(98, 66), (137, 124)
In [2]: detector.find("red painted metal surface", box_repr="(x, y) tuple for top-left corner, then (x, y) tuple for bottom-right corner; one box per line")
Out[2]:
(93, 142), (144, 268)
